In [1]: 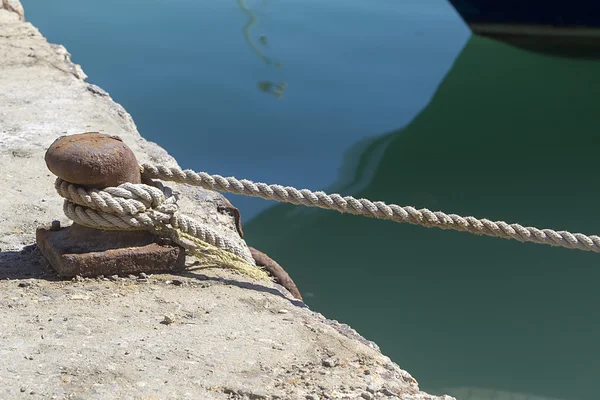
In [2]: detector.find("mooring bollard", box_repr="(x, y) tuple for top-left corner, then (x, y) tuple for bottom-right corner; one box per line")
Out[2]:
(36, 132), (186, 278)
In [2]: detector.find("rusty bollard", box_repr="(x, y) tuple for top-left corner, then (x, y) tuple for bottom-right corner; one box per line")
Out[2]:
(36, 132), (186, 278)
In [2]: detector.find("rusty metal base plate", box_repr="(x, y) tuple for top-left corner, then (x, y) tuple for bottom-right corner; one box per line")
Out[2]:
(36, 224), (186, 278)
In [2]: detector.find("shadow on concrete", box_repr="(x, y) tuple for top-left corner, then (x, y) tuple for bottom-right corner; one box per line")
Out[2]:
(174, 268), (308, 309)
(0, 243), (308, 309)
(0, 244), (60, 281)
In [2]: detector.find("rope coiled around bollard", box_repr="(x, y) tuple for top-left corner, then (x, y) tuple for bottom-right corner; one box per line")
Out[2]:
(55, 177), (271, 280)
(139, 163), (600, 254)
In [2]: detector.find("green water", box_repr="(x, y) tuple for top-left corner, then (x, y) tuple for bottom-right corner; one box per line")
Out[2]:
(22, 0), (600, 398)
(247, 37), (600, 399)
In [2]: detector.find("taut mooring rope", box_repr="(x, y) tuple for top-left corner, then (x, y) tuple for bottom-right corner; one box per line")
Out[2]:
(139, 163), (600, 254)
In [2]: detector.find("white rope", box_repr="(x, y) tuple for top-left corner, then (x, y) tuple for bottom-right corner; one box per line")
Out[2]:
(140, 163), (600, 254)
(55, 178), (256, 265)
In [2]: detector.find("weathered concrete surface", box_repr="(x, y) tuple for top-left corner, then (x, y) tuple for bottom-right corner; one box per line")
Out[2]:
(0, 4), (454, 400)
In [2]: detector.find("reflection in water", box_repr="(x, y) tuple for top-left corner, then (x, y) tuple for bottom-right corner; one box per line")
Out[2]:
(257, 80), (287, 99)
(237, 0), (287, 98)
(282, 132), (395, 223)
(245, 35), (600, 400)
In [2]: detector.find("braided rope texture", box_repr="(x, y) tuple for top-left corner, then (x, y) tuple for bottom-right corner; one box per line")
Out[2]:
(55, 178), (257, 266)
(140, 163), (600, 254)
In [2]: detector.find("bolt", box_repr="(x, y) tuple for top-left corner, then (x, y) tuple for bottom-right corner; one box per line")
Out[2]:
(50, 220), (61, 231)
(45, 132), (141, 188)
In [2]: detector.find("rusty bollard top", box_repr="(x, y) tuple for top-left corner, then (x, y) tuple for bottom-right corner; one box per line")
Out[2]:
(45, 132), (141, 188)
